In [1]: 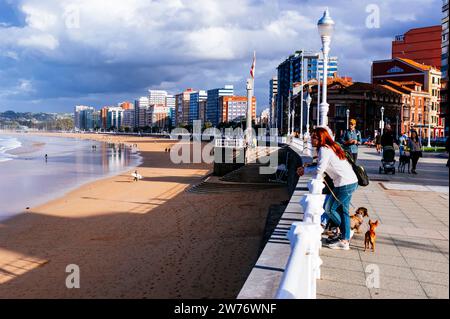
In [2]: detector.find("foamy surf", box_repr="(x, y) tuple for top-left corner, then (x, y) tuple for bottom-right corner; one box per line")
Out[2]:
(0, 136), (21, 162)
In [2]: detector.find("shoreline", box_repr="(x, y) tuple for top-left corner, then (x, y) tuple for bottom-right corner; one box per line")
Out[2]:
(0, 133), (142, 221)
(0, 132), (289, 298)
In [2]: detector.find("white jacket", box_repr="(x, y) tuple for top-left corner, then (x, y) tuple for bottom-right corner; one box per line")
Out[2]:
(306, 146), (358, 187)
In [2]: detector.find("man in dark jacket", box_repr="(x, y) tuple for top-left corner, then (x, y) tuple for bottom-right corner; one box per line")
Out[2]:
(381, 124), (395, 147)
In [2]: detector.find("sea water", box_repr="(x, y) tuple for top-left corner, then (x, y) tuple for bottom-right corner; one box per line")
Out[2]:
(0, 134), (142, 221)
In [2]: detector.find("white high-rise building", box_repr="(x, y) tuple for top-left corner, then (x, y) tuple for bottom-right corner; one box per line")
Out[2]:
(107, 106), (124, 130)
(134, 96), (150, 128)
(148, 90), (168, 105)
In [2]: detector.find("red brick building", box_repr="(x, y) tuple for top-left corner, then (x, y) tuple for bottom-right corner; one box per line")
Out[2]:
(392, 26), (442, 68)
(372, 57), (444, 137)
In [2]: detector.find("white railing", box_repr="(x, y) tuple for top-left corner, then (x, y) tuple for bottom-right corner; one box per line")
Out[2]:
(256, 136), (288, 144)
(276, 177), (326, 299)
(290, 137), (313, 157)
(214, 138), (245, 148)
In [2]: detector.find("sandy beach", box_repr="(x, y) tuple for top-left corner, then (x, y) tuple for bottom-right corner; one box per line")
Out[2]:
(0, 133), (288, 298)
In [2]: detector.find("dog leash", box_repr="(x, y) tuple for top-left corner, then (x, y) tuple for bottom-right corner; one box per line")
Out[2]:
(322, 178), (356, 212)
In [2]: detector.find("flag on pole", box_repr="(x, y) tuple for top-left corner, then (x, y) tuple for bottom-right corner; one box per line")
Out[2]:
(250, 51), (256, 79)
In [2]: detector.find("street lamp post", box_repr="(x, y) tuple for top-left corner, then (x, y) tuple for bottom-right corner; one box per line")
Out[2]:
(300, 51), (305, 138)
(346, 109), (350, 130)
(287, 90), (292, 136)
(305, 90), (312, 137)
(291, 110), (295, 135)
(317, 8), (334, 130)
(246, 78), (253, 150)
(396, 114), (399, 140)
(380, 106), (385, 133)
(316, 57), (321, 127)
(427, 102), (432, 147)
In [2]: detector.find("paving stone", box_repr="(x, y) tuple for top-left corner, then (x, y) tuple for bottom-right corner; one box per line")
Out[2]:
(397, 248), (448, 263)
(412, 269), (449, 286)
(369, 289), (427, 299)
(402, 227), (446, 240)
(316, 293), (341, 299)
(377, 276), (427, 297)
(405, 257), (449, 274)
(321, 255), (364, 272)
(376, 225), (407, 236)
(359, 253), (409, 267)
(421, 282), (450, 299)
(316, 280), (371, 299)
(321, 267), (367, 286)
(361, 262), (416, 281)
(320, 246), (361, 261)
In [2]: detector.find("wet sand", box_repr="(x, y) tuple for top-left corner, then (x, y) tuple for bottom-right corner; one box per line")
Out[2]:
(0, 133), (288, 298)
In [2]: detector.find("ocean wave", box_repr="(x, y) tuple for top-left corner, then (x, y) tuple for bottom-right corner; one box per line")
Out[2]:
(0, 137), (21, 162)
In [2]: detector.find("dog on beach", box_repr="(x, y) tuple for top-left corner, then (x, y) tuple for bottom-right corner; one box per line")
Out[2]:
(398, 154), (410, 173)
(350, 207), (369, 234)
(364, 220), (379, 252)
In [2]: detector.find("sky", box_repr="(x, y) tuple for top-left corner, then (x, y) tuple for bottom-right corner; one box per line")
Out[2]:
(0, 0), (443, 114)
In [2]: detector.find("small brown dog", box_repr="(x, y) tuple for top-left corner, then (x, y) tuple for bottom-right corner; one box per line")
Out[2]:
(364, 220), (379, 252)
(350, 207), (369, 233)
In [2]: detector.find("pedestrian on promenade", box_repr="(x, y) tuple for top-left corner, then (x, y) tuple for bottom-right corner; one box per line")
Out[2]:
(381, 124), (396, 148)
(375, 130), (382, 153)
(408, 130), (422, 175)
(297, 127), (358, 250)
(341, 119), (361, 162)
(133, 170), (139, 182)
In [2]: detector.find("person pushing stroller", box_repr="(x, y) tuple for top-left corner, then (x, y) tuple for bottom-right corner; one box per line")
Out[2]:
(379, 125), (397, 174)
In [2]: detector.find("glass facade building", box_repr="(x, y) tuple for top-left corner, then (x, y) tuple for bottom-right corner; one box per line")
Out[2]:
(189, 90), (207, 125)
(276, 51), (338, 131)
(206, 85), (234, 126)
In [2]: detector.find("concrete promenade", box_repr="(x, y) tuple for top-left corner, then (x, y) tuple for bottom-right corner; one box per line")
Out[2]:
(238, 146), (449, 299)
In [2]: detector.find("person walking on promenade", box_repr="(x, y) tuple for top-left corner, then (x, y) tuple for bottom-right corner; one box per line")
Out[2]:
(133, 170), (139, 182)
(381, 124), (396, 148)
(341, 119), (361, 162)
(408, 130), (422, 175)
(297, 127), (358, 250)
(375, 130), (382, 153)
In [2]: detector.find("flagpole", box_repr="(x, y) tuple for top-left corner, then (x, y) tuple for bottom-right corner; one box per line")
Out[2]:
(246, 51), (255, 151)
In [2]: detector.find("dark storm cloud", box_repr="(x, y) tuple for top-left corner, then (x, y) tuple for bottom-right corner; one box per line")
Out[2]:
(0, 0), (443, 113)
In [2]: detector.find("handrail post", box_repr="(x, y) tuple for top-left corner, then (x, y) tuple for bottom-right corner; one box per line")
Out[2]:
(276, 176), (326, 299)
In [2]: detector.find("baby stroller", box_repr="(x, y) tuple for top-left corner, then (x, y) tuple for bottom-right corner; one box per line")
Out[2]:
(379, 146), (396, 174)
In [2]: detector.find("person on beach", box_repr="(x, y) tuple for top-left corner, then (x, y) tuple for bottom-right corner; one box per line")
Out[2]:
(297, 127), (358, 250)
(408, 130), (422, 175)
(133, 170), (139, 182)
(44, 154), (48, 162)
(341, 119), (361, 162)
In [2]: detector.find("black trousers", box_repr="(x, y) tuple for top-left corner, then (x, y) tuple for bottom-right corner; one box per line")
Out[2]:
(411, 152), (420, 170)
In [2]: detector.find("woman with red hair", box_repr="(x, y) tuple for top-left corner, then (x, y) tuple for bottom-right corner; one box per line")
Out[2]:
(297, 127), (358, 250)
